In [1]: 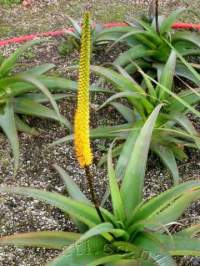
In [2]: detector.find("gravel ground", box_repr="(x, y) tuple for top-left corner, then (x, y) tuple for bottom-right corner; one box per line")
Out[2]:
(0, 1), (200, 265)
(0, 38), (199, 266)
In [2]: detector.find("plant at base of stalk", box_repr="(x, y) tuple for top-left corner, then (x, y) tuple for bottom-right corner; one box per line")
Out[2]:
(89, 49), (200, 184)
(1, 105), (200, 265)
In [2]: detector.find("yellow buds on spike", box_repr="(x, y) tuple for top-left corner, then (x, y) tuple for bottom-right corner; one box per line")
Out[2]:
(74, 12), (93, 167)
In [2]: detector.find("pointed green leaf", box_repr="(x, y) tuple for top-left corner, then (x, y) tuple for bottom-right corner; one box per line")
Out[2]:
(160, 8), (186, 35)
(54, 164), (90, 233)
(139, 68), (157, 100)
(91, 65), (144, 94)
(116, 121), (143, 180)
(6, 77), (108, 97)
(0, 231), (79, 249)
(24, 93), (69, 103)
(168, 236), (200, 256)
(147, 73), (200, 118)
(175, 115), (200, 149)
(97, 91), (143, 111)
(51, 123), (133, 146)
(46, 236), (110, 266)
(66, 15), (81, 36)
(175, 63), (200, 87)
(108, 31), (144, 52)
(14, 98), (71, 129)
(128, 177), (200, 225)
(147, 188), (200, 228)
(157, 51), (176, 100)
(0, 40), (41, 77)
(91, 65), (153, 115)
(107, 143), (125, 221)
(111, 241), (160, 265)
(121, 104), (163, 218)
(90, 124), (133, 139)
(76, 223), (128, 244)
(87, 254), (128, 266)
(24, 64), (55, 75)
(96, 26), (133, 43)
(115, 45), (155, 67)
(135, 232), (177, 265)
(17, 74), (62, 123)
(172, 31), (200, 49)
(63, 29), (80, 40)
(168, 88), (200, 113)
(50, 134), (74, 146)
(78, 223), (114, 243)
(0, 186), (100, 227)
(152, 144), (179, 184)
(124, 60), (151, 75)
(141, 233), (200, 257)
(171, 144), (188, 161)
(54, 164), (89, 203)
(111, 102), (135, 123)
(0, 101), (19, 173)
(168, 41), (200, 86)
(114, 45), (155, 67)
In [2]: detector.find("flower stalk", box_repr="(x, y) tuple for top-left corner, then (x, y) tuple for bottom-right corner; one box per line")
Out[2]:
(85, 166), (105, 222)
(74, 11), (93, 168)
(74, 12), (104, 223)
(155, 0), (160, 34)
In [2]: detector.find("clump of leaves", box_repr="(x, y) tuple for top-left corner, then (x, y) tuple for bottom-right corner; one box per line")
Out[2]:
(0, 40), (73, 172)
(58, 15), (132, 55)
(0, 39), (112, 173)
(54, 50), (200, 184)
(92, 50), (200, 184)
(109, 7), (200, 87)
(0, 40), (82, 172)
(1, 106), (200, 266)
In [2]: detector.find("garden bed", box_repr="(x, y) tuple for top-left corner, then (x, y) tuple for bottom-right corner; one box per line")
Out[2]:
(0, 38), (199, 266)
(0, 1), (200, 266)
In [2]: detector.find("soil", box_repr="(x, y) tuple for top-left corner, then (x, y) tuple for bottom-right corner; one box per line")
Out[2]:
(0, 1), (200, 266)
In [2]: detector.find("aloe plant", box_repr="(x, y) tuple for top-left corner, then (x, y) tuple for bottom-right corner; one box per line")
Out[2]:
(58, 15), (132, 55)
(54, 49), (200, 184)
(0, 40), (107, 173)
(108, 7), (200, 87)
(1, 105), (200, 265)
(0, 40), (71, 173)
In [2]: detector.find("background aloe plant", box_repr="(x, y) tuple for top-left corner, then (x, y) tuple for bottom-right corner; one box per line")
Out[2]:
(58, 15), (132, 55)
(1, 105), (200, 265)
(0, 40), (107, 172)
(108, 7), (200, 87)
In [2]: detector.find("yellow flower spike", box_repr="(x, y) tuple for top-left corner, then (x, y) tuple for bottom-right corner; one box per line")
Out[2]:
(74, 12), (93, 167)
